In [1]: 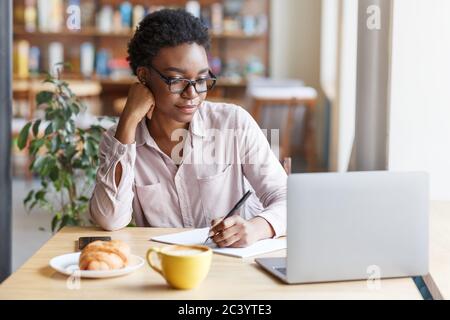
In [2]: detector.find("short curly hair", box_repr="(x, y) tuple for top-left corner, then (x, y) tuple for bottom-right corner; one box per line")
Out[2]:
(127, 9), (211, 75)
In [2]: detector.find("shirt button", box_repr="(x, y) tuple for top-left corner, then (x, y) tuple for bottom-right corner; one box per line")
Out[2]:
(118, 145), (126, 155)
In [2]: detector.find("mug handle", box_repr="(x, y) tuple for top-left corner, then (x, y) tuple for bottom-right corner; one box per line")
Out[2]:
(146, 247), (163, 276)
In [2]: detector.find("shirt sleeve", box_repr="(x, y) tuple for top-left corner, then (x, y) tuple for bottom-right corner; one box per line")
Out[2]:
(236, 106), (287, 238)
(88, 125), (136, 231)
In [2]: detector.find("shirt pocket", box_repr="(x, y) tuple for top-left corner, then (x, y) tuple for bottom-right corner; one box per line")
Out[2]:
(196, 164), (238, 221)
(135, 182), (168, 226)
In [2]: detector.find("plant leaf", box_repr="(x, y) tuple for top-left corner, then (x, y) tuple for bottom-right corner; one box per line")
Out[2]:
(69, 102), (80, 114)
(32, 119), (41, 137)
(78, 196), (89, 202)
(23, 190), (35, 206)
(49, 165), (59, 182)
(32, 155), (48, 175)
(36, 91), (54, 105)
(65, 120), (75, 134)
(60, 215), (73, 231)
(29, 139), (45, 155)
(35, 190), (46, 201)
(53, 116), (65, 131)
(40, 156), (56, 177)
(63, 173), (72, 190)
(51, 214), (61, 233)
(29, 200), (38, 212)
(85, 139), (96, 157)
(50, 135), (60, 153)
(43, 72), (59, 85)
(44, 122), (54, 135)
(17, 122), (32, 150)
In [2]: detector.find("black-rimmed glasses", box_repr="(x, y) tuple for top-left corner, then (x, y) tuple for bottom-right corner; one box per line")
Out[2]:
(149, 65), (217, 94)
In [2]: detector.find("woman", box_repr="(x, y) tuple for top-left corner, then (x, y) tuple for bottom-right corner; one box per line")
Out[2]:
(89, 9), (286, 248)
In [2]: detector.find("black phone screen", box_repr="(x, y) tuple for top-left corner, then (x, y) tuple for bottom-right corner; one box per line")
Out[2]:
(78, 236), (112, 250)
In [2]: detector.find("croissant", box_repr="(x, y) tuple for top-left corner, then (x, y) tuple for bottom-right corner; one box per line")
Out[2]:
(79, 240), (131, 271)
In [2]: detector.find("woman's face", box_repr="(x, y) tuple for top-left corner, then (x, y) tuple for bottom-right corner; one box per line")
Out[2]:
(140, 42), (210, 124)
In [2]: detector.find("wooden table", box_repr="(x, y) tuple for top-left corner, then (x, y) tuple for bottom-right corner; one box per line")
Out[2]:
(0, 227), (422, 300)
(423, 202), (450, 300)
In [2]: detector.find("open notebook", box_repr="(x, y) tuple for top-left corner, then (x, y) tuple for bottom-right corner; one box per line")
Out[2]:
(151, 228), (286, 258)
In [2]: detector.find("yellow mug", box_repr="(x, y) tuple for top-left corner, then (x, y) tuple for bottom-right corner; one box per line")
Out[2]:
(146, 245), (212, 290)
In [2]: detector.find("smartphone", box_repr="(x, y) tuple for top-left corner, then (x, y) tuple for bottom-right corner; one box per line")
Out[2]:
(78, 236), (112, 251)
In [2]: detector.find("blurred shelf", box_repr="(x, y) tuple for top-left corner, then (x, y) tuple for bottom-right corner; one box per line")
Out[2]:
(14, 26), (132, 38)
(14, 26), (266, 40)
(98, 77), (248, 87)
(96, 77), (136, 85)
(13, 75), (248, 88)
(93, 75), (248, 87)
(210, 31), (267, 40)
(207, 97), (245, 106)
(13, 0), (270, 113)
(217, 79), (248, 87)
(99, 0), (219, 5)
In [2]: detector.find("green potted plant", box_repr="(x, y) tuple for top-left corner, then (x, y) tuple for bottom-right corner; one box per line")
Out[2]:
(17, 70), (115, 232)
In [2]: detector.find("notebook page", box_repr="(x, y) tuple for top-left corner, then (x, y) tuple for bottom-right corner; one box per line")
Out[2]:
(151, 228), (286, 258)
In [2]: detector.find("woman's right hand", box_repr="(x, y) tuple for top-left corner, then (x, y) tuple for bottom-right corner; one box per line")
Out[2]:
(115, 83), (155, 145)
(121, 82), (156, 123)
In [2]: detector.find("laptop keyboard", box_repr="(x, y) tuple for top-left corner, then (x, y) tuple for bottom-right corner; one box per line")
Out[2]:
(275, 267), (287, 275)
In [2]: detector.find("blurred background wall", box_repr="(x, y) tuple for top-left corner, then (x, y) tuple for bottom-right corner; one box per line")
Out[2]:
(389, 0), (450, 201)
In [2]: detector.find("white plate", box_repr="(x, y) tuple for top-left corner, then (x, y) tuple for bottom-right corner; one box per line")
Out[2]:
(49, 252), (145, 278)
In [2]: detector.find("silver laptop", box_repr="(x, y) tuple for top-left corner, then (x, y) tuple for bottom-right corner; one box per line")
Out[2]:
(256, 171), (429, 284)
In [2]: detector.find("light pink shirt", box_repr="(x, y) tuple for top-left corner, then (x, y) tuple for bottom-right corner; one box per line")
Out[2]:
(89, 101), (287, 237)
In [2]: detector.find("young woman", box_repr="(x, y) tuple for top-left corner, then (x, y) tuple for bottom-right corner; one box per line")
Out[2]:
(89, 9), (286, 248)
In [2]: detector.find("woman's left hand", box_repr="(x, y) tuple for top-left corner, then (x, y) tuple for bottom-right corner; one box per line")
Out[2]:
(209, 216), (275, 248)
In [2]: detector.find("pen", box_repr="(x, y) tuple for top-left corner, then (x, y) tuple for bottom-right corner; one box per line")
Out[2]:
(202, 190), (253, 245)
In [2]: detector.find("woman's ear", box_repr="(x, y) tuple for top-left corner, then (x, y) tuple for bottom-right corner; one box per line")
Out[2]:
(136, 66), (150, 85)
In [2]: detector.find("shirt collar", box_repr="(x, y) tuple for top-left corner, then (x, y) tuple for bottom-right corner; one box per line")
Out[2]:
(135, 118), (157, 148)
(135, 105), (206, 148)
(190, 104), (207, 138)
